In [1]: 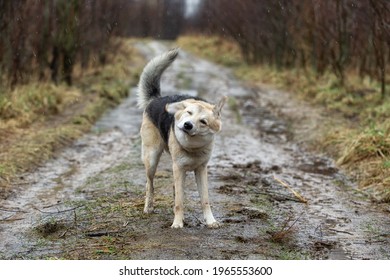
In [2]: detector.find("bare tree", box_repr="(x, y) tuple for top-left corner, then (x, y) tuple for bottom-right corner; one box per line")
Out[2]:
(190, 0), (389, 97)
(0, 0), (186, 88)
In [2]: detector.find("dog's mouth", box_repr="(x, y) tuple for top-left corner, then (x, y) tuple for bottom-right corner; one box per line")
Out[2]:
(180, 127), (213, 138)
(181, 127), (197, 137)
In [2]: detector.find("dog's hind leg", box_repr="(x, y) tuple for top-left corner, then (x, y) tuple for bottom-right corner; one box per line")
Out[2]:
(195, 164), (220, 228)
(141, 118), (164, 214)
(142, 145), (163, 214)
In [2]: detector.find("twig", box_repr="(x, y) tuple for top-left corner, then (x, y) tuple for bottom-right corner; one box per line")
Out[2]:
(1, 214), (15, 221)
(273, 175), (308, 203)
(271, 212), (304, 241)
(373, 233), (390, 238)
(252, 189), (302, 203)
(0, 207), (28, 213)
(42, 202), (65, 209)
(283, 212), (303, 232)
(85, 230), (124, 237)
(59, 229), (69, 238)
(0, 210), (25, 221)
(1, 217), (25, 222)
(329, 228), (354, 235)
(33, 205), (84, 214)
(73, 209), (77, 224)
(314, 224), (323, 238)
(13, 180), (37, 186)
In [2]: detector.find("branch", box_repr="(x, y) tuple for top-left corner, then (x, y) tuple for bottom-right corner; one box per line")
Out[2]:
(273, 175), (308, 203)
(32, 205), (84, 214)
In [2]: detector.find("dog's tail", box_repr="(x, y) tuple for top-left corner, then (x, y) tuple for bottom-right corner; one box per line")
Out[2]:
(137, 48), (179, 109)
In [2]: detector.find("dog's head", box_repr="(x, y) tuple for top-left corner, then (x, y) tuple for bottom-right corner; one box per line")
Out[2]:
(166, 96), (227, 148)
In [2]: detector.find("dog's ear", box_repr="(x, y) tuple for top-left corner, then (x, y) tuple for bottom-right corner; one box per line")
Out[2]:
(166, 101), (186, 114)
(213, 96), (227, 118)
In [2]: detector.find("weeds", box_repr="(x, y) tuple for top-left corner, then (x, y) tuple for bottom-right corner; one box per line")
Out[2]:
(35, 219), (66, 238)
(268, 213), (302, 243)
(337, 124), (390, 166)
(0, 38), (144, 190)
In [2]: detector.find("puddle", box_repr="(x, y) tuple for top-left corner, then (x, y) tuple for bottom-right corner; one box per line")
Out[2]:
(1, 41), (390, 259)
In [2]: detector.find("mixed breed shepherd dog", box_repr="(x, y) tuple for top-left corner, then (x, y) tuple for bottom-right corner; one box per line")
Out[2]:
(137, 48), (227, 228)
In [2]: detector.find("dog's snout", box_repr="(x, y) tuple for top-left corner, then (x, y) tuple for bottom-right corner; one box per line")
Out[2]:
(183, 121), (193, 131)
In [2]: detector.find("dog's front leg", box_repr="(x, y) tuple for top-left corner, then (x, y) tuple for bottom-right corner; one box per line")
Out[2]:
(171, 163), (186, 228)
(195, 164), (219, 228)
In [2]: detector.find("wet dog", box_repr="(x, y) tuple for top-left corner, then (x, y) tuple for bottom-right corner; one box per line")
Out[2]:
(137, 48), (226, 228)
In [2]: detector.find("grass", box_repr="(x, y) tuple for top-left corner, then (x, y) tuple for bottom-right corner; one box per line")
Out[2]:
(178, 34), (242, 67)
(227, 96), (242, 124)
(177, 35), (390, 201)
(0, 38), (144, 192)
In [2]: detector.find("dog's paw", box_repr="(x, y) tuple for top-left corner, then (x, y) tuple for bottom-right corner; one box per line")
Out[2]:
(206, 221), (221, 229)
(143, 206), (154, 214)
(171, 221), (184, 229)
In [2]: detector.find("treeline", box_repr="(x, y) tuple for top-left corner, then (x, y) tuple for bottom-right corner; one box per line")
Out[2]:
(192, 0), (389, 97)
(0, 0), (185, 87)
(2, 0), (388, 95)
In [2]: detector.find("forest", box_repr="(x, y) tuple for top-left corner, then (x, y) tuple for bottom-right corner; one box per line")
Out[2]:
(200, 1), (389, 97)
(0, 0), (388, 95)
(0, 0), (184, 87)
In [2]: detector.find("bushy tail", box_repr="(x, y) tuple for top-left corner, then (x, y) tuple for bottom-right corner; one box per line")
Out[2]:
(137, 48), (179, 109)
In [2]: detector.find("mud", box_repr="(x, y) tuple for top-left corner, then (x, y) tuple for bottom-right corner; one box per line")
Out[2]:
(1, 41), (390, 260)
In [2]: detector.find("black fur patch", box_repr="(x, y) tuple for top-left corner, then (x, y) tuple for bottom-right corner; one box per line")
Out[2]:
(145, 95), (206, 144)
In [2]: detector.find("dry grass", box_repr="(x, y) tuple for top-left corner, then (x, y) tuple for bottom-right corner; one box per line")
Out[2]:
(178, 34), (390, 199)
(325, 123), (390, 201)
(0, 38), (144, 191)
(273, 175), (308, 203)
(177, 35), (242, 67)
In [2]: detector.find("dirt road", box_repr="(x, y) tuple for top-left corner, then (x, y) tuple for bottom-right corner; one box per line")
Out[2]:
(1, 41), (389, 260)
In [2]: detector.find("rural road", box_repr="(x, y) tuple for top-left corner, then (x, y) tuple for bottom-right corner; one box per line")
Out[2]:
(1, 41), (389, 259)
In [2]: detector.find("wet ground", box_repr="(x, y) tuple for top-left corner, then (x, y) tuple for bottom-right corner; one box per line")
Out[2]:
(1, 41), (390, 260)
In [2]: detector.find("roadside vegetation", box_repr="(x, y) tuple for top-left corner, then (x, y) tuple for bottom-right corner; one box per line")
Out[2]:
(0, 39), (144, 195)
(0, 1), (148, 194)
(177, 35), (390, 201)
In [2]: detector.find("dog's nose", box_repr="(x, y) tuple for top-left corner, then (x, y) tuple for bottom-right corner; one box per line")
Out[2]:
(183, 121), (193, 131)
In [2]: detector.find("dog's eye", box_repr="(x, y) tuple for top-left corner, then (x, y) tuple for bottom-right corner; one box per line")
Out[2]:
(187, 111), (193, 115)
(200, 119), (208, 125)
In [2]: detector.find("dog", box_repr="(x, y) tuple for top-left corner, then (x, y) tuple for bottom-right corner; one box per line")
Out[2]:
(137, 48), (226, 228)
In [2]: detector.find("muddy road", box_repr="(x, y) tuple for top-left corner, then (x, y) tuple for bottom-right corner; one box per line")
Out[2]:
(1, 41), (390, 260)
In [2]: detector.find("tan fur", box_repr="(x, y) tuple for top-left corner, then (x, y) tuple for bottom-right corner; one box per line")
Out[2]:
(140, 113), (164, 214)
(141, 97), (226, 228)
